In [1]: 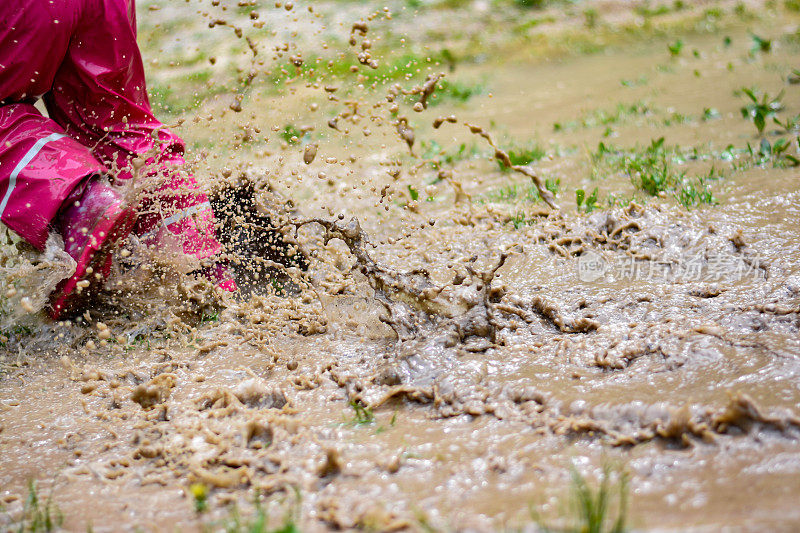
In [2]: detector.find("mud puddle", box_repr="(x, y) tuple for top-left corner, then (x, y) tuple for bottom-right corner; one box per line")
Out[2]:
(2, 0), (800, 531)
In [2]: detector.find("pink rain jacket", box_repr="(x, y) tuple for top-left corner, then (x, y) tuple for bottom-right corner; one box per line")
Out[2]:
(0, 0), (221, 260)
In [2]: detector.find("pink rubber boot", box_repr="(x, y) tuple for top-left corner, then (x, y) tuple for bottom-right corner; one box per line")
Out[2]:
(132, 166), (236, 293)
(196, 262), (238, 292)
(49, 178), (136, 320)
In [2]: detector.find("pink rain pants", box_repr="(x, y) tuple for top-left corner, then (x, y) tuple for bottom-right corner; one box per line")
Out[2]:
(0, 0), (221, 260)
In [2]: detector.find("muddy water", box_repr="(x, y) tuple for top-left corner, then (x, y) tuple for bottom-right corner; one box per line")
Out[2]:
(2, 0), (800, 531)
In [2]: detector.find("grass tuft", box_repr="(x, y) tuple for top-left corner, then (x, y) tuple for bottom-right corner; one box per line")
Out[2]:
(534, 464), (629, 533)
(591, 139), (718, 208)
(576, 187), (600, 213)
(346, 400), (375, 426)
(497, 142), (547, 170)
(738, 87), (784, 135)
(429, 79), (485, 105)
(482, 177), (558, 206)
(280, 125), (306, 145)
(420, 141), (483, 170)
(667, 39), (684, 56)
(207, 491), (299, 533)
(10, 481), (64, 533)
(553, 101), (651, 133)
(749, 33), (772, 54)
(746, 136), (800, 167)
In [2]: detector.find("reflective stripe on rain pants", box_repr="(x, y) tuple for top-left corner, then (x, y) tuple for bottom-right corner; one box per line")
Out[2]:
(0, 0), (221, 259)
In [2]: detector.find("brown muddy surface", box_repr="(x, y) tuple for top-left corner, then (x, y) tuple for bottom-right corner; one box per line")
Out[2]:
(2, 0), (800, 531)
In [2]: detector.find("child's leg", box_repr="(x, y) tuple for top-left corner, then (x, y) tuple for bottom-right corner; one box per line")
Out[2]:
(131, 165), (222, 263)
(0, 104), (106, 250)
(0, 104), (136, 319)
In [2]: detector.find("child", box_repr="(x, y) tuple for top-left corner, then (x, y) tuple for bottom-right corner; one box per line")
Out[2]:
(0, 0), (235, 319)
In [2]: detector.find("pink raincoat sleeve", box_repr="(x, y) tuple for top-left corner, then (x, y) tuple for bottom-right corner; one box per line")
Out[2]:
(44, 0), (221, 261)
(0, 2), (106, 249)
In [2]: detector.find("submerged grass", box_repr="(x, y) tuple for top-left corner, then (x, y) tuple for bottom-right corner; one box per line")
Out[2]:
(0, 324), (34, 349)
(280, 125), (306, 145)
(148, 71), (231, 117)
(267, 50), (457, 90)
(428, 79), (485, 105)
(7, 481), (64, 533)
(481, 177), (559, 207)
(617, 138), (675, 196)
(484, 182), (541, 203)
(206, 492), (300, 533)
(745, 136), (800, 167)
(591, 138), (718, 208)
(420, 140), (484, 170)
(497, 142), (547, 170)
(505, 0), (772, 63)
(553, 101), (652, 133)
(736, 88), (800, 166)
(575, 187), (600, 213)
(533, 465), (629, 533)
(738, 87), (784, 135)
(346, 400), (375, 426)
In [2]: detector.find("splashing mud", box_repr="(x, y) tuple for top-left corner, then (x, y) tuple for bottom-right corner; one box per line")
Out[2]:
(3, 0), (800, 531)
